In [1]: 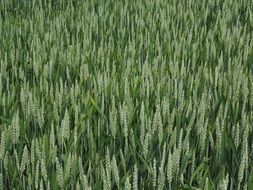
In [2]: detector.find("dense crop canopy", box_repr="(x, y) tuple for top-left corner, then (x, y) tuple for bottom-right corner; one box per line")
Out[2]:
(0, 0), (253, 189)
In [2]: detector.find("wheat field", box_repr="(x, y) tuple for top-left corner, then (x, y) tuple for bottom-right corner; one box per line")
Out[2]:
(0, 0), (253, 189)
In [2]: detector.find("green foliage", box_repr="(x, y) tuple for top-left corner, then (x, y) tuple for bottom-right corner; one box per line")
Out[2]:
(0, 0), (252, 189)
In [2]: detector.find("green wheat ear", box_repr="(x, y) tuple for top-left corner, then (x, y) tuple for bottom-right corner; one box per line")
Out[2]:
(12, 111), (20, 145)
(124, 176), (131, 190)
(111, 155), (120, 188)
